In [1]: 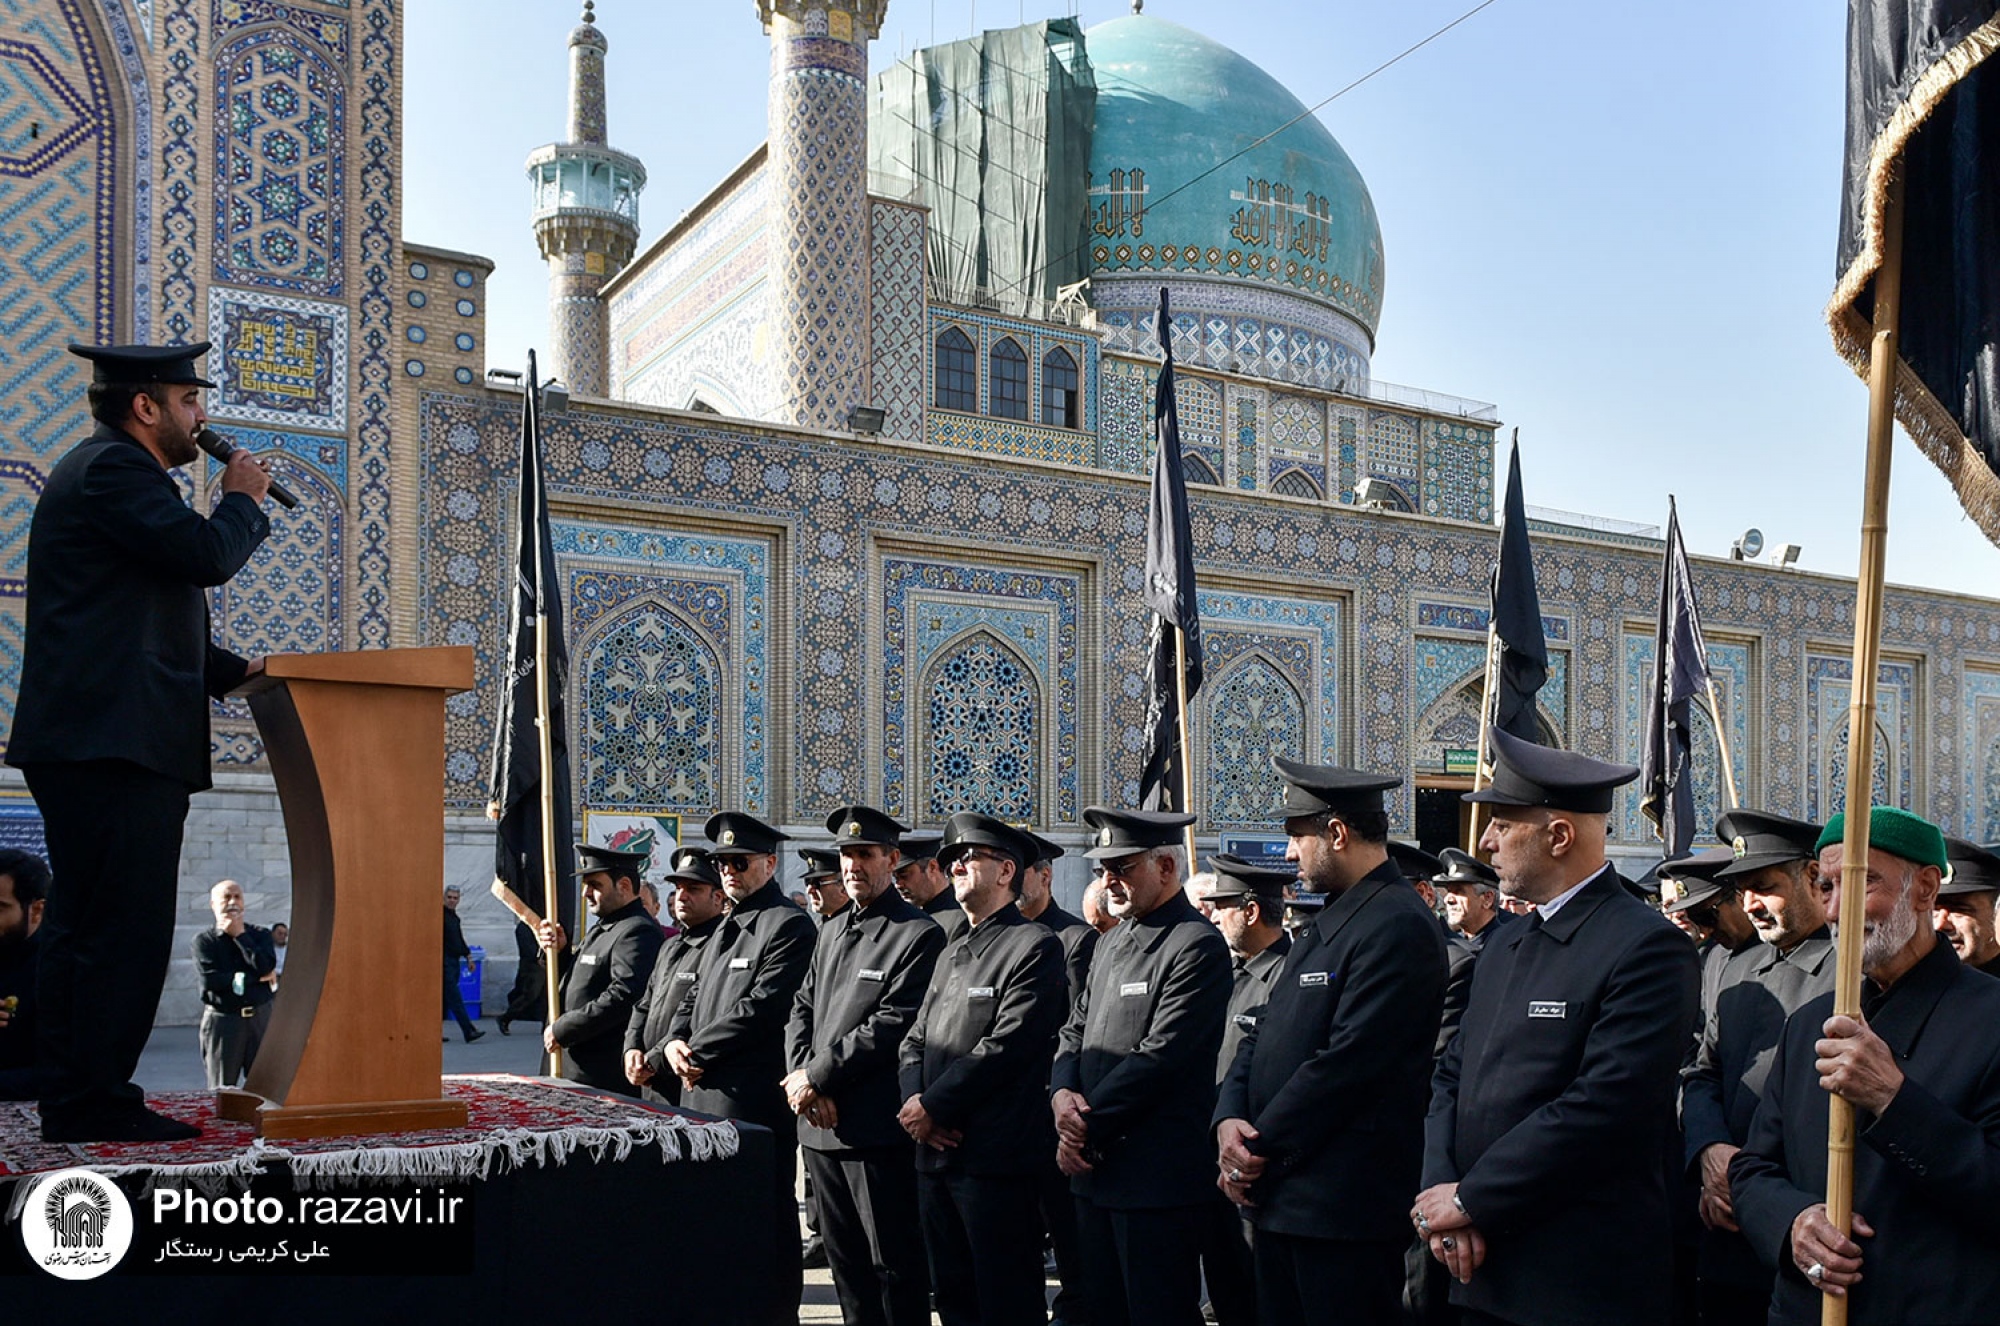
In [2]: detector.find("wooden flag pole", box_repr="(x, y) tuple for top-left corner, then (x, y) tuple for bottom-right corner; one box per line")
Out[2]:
(1174, 622), (1198, 864)
(1704, 677), (1742, 809)
(1467, 621), (1501, 855)
(534, 610), (564, 1078)
(1823, 171), (1904, 1326)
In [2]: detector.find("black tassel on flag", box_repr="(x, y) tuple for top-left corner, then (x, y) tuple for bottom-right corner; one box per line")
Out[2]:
(1138, 289), (1204, 813)
(1638, 498), (1712, 858)
(489, 351), (575, 941)
(1490, 437), (1547, 743)
(1831, 1), (2000, 543)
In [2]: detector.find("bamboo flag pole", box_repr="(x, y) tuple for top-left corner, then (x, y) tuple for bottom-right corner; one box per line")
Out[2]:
(1467, 621), (1501, 855)
(1174, 623), (1198, 864)
(1823, 171), (1904, 1326)
(1704, 676), (1742, 809)
(535, 609), (563, 1079)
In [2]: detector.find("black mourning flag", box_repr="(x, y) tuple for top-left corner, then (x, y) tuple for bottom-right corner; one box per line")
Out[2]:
(1638, 498), (1713, 858)
(489, 351), (576, 939)
(1490, 437), (1547, 744)
(1138, 289), (1204, 813)
(1832, 1), (2000, 543)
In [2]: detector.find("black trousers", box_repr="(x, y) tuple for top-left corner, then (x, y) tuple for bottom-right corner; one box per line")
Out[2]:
(1254, 1230), (1404, 1326)
(919, 1168), (1047, 1326)
(198, 1003), (270, 1088)
(1074, 1199), (1206, 1326)
(502, 921), (545, 1022)
(1035, 1152), (1090, 1323)
(443, 960), (476, 1035)
(1199, 1191), (1257, 1326)
(807, 1145), (929, 1326)
(25, 759), (190, 1123)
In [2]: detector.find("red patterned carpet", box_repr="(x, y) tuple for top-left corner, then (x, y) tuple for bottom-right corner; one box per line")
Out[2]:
(0, 1075), (737, 1183)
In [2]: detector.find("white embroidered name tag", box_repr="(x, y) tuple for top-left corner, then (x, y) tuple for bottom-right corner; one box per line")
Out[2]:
(859, 968), (886, 981)
(1529, 1001), (1566, 1019)
(1119, 981), (1148, 997)
(1233, 1013), (1258, 1028)
(729, 957), (751, 971)
(1299, 971), (1329, 987)
(674, 971), (696, 981)
(968, 986), (996, 999)
(579, 954), (599, 966)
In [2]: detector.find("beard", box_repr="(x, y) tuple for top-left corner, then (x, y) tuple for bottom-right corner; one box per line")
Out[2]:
(1860, 883), (1920, 975)
(154, 411), (200, 466)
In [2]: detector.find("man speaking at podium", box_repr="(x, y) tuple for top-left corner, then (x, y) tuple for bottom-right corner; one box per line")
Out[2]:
(7, 342), (273, 1143)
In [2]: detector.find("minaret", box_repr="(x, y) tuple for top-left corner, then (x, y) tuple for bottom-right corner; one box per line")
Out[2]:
(759, 1), (888, 430)
(526, 2), (645, 397)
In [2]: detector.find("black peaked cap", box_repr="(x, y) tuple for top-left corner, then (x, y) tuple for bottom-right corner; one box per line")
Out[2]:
(1462, 729), (1638, 814)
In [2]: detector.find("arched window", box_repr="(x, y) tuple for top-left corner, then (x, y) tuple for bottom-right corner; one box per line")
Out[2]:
(990, 337), (1028, 420)
(1183, 453), (1222, 486)
(936, 327), (976, 411)
(1041, 346), (1079, 428)
(1272, 468), (1323, 500)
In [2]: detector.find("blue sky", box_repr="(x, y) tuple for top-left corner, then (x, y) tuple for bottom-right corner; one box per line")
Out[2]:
(404, 0), (2000, 598)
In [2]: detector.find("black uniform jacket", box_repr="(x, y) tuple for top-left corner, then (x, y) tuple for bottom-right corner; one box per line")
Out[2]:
(444, 907), (471, 963)
(1730, 940), (2000, 1326)
(1217, 862), (1448, 1240)
(1033, 901), (1098, 1009)
(1680, 927), (1835, 1288)
(671, 880), (817, 1131)
(787, 888), (944, 1151)
(1423, 867), (1700, 1326)
(193, 925), (278, 1013)
(625, 913), (723, 1075)
(900, 902), (1065, 1175)
(1217, 931), (1289, 1087)
(1439, 909), (1515, 1057)
(923, 889), (969, 943)
(8, 425), (266, 789)
(1051, 890), (1230, 1209)
(553, 897), (663, 1090)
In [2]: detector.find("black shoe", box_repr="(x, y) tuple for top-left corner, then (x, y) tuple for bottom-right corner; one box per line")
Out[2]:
(465, 1027), (486, 1043)
(42, 1105), (201, 1144)
(801, 1235), (828, 1269)
(497, 1017), (512, 1036)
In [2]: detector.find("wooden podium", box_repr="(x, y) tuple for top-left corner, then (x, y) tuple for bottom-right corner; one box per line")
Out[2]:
(216, 647), (477, 1140)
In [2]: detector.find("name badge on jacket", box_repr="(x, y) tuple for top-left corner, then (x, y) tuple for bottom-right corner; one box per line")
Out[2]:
(1233, 1013), (1258, 1028)
(859, 968), (886, 982)
(968, 986), (996, 999)
(674, 970), (696, 981)
(1119, 981), (1148, 997)
(729, 957), (751, 971)
(579, 954), (599, 966)
(1529, 1000), (1567, 1019)
(1299, 971), (1329, 988)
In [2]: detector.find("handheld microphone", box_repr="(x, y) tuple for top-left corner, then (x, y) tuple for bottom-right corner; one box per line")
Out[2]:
(195, 428), (300, 509)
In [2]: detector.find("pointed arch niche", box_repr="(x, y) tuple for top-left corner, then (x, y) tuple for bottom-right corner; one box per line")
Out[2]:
(918, 628), (1043, 823)
(574, 596), (728, 812)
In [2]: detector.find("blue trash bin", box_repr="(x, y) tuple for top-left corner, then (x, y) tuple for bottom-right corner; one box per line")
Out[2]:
(458, 945), (484, 1021)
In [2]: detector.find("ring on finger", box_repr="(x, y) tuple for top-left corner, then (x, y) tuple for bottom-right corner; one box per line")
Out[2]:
(1806, 1262), (1825, 1282)
(1229, 1168), (1243, 1183)
(1440, 1235), (1456, 1251)
(1415, 1214), (1430, 1235)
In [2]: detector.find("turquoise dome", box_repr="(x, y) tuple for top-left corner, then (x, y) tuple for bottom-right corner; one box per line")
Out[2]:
(1082, 15), (1384, 341)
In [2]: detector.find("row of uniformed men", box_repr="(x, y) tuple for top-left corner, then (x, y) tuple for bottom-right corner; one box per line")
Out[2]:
(535, 725), (2000, 1326)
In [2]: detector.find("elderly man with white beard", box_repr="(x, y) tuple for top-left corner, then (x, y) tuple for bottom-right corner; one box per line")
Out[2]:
(1730, 806), (2000, 1326)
